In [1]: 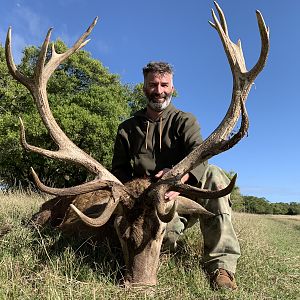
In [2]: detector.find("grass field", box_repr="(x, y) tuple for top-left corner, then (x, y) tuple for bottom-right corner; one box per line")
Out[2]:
(0, 191), (299, 300)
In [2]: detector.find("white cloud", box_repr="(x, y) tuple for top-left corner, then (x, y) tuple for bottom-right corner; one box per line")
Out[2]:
(14, 5), (44, 37)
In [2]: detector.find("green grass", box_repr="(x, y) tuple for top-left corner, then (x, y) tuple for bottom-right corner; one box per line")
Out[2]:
(0, 191), (299, 300)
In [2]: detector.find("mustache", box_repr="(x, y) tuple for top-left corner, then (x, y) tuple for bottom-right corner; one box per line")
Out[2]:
(148, 92), (169, 102)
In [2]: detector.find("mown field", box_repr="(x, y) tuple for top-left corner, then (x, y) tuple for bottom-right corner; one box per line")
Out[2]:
(0, 191), (299, 300)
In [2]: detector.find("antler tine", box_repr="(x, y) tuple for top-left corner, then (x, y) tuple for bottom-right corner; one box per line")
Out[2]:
(192, 94), (249, 161)
(210, 4), (246, 74)
(19, 116), (54, 155)
(43, 17), (98, 81)
(19, 116), (102, 172)
(218, 98), (249, 151)
(213, 1), (228, 36)
(30, 167), (118, 196)
(248, 10), (270, 81)
(72, 17), (98, 50)
(69, 181), (123, 228)
(70, 200), (119, 228)
(172, 174), (237, 199)
(5, 27), (33, 90)
(34, 28), (53, 83)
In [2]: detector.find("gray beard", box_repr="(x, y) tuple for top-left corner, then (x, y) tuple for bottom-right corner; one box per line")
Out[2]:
(147, 95), (172, 112)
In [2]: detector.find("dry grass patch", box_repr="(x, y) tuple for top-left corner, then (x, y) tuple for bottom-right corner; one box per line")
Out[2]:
(0, 192), (299, 299)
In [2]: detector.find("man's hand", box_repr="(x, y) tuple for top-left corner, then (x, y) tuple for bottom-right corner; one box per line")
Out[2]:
(155, 168), (190, 201)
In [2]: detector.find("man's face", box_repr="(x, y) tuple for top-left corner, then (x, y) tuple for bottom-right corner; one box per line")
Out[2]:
(143, 72), (174, 111)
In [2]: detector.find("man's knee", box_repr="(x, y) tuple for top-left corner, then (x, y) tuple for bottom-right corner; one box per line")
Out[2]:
(202, 165), (230, 188)
(198, 164), (232, 215)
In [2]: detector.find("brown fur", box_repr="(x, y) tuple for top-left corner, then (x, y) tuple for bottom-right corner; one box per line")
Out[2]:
(30, 177), (164, 286)
(30, 178), (154, 245)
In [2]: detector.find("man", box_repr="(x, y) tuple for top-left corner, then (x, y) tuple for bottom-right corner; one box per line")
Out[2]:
(112, 61), (240, 290)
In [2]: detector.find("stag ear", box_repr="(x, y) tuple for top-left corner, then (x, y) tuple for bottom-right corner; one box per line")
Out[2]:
(175, 196), (215, 217)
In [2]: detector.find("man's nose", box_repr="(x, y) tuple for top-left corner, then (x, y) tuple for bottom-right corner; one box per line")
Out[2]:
(155, 85), (163, 94)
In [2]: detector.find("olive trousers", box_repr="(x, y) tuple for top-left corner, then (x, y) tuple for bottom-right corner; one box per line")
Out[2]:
(164, 165), (241, 274)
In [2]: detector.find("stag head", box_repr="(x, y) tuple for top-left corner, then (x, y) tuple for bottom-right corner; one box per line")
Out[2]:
(6, 2), (269, 287)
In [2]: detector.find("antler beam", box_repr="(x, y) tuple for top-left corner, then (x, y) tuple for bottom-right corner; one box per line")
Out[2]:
(6, 18), (121, 186)
(161, 2), (270, 187)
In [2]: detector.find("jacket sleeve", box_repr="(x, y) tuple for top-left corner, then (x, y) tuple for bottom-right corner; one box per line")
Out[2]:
(177, 112), (208, 184)
(111, 125), (133, 183)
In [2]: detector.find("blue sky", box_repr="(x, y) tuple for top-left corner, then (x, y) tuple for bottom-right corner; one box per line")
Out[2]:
(0, 0), (299, 203)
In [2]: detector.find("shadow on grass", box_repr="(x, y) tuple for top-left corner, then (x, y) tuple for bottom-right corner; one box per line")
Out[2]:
(28, 219), (126, 285)
(162, 233), (206, 275)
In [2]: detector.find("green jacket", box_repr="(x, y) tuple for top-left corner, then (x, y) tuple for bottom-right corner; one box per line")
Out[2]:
(111, 103), (207, 184)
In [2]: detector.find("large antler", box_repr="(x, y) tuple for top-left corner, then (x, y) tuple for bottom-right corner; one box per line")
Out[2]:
(5, 18), (122, 191)
(157, 2), (270, 199)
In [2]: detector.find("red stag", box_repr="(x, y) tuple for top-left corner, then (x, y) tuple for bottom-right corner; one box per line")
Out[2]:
(5, 2), (269, 287)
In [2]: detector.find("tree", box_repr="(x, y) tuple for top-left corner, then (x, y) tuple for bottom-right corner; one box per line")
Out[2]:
(243, 196), (273, 214)
(287, 202), (300, 215)
(271, 202), (288, 215)
(0, 41), (132, 188)
(127, 83), (147, 116)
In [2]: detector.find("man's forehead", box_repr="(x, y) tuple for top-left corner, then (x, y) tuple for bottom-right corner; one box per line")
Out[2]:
(146, 72), (173, 82)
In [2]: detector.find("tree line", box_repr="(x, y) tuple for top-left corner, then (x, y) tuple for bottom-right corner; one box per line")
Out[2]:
(226, 172), (300, 215)
(0, 41), (298, 215)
